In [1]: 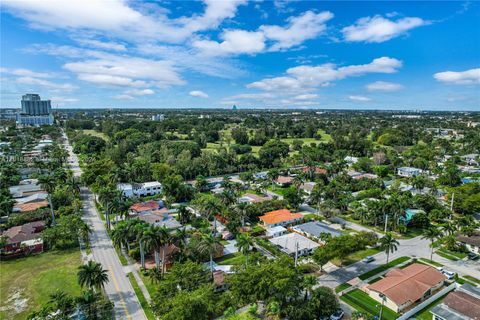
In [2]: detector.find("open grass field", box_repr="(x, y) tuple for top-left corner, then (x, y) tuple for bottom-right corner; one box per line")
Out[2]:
(0, 248), (82, 320)
(341, 289), (398, 320)
(82, 129), (110, 141)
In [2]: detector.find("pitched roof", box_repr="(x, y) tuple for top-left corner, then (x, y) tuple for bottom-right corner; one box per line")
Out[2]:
(15, 192), (48, 204)
(259, 209), (303, 225)
(443, 290), (480, 319)
(457, 231), (480, 247)
(2, 221), (45, 244)
(302, 166), (327, 174)
(367, 263), (445, 306)
(242, 193), (272, 203)
(130, 200), (160, 213)
(13, 200), (49, 213)
(276, 176), (293, 184)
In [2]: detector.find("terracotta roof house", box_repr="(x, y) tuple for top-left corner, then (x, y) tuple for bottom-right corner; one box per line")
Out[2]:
(457, 231), (480, 254)
(431, 283), (480, 320)
(367, 263), (446, 312)
(302, 166), (327, 175)
(129, 200), (162, 215)
(300, 182), (316, 195)
(275, 176), (293, 186)
(259, 209), (304, 228)
(1, 221), (45, 256)
(13, 200), (49, 213)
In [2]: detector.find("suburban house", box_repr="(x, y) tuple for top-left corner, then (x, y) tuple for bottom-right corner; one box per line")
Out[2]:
(238, 193), (272, 204)
(129, 200), (163, 215)
(347, 170), (378, 180)
(1, 221), (45, 256)
(269, 232), (320, 257)
(431, 283), (480, 320)
(344, 156), (359, 164)
(9, 183), (44, 198)
(117, 181), (162, 198)
(15, 192), (48, 204)
(300, 182), (316, 195)
(456, 231), (480, 254)
(213, 270), (228, 293)
(397, 167), (423, 177)
(266, 225), (288, 238)
(275, 176), (293, 187)
(13, 200), (49, 213)
(293, 221), (342, 243)
(366, 263), (446, 313)
(259, 209), (304, 228)
(138, 210), (182, 230)
(302, 166), (327, 175)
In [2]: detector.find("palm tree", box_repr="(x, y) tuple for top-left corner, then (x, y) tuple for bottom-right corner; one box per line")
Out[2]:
(135, 224), (147, 269)
(111, 223), (129, 254)
(236, 202), (249, 228)
(235, 233), (254, 267)
(177, 205), (192, 225)
(379, 232), (399, 263)
(97, 187), (117, 230)
(77, 261), (109, 291)
(38, 174), (57, 225)
(302, 275), (317, 301)
(201, 197), (223, 234)
(48, 290), (74, 316)
(65, 175), (81, 196)
(422, 227), (442, 260)
(197, 232), (220, 278)
(309, 182), (324, 215)
(267, 169), (279, 190)
(141, 225), (163, 270)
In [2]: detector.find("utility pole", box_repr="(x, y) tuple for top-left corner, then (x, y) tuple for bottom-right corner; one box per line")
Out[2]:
(294, 239), (299, 267)
(378, 293), (386, 320)
(384, 214), (389, 233)
(450, 192), (455, 212)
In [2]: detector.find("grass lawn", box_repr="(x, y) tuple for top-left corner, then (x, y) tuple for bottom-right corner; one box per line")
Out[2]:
(435, 250), (459, 261)
(341, 289), (398, 320)
(414, 295), (446, 320)
(335, 283), (352, 293)
(82, 129), (109, 141)
(114, 246), (129, 266)
(464, 275), (480, 284)
(139, 271), (156, 297)
(266, 185), (289, 197)
(332, 247), (381, 267)
(127, 273), (155, 320)
(215, 252), (246, 266)
(0, 248), (82, 320)
(437, 248), (467, 259)
(419, 258), (443, 267)
(358, 256), (410, 280)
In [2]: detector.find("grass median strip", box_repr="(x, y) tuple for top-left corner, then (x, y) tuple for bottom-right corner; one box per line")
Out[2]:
(128, 273), (156, 320)
(358, 256), (410, 280)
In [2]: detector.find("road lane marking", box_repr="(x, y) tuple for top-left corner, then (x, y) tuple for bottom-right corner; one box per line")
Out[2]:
(109, 266), (132, 320)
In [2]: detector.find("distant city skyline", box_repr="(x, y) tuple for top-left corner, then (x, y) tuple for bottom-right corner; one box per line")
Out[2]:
(1, 1), (479, 110)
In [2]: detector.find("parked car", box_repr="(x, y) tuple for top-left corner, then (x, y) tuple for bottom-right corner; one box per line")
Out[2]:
(436, 266), (444, 272)
(330, 310), (345, 320)
(363, 256), (375, 263)
(443, 270), (455, 280)
(467, 252), (478, 260)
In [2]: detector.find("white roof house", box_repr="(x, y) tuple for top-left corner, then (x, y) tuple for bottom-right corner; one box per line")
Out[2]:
(266, 226), (287, 238)
(344, 156), (359, 164)
(397, 167), (423, 177)
(269, 233), (320, 257)
(117, 181), (162, 198)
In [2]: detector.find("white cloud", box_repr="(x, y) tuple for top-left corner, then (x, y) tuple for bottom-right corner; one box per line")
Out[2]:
(260, 11), (333, 51)
(64, 56), (184, 88)
(76, 38), (126, 51)
(189, 90), (209, 98)
(248, 57), (402, 92)
(113, 94), (134, 100)
(193, 30), (266, 56)
(3, 68), (54, 78)
(433, 68), (480, 85)
(294, 93), (318, 100)
(349, 95), (371, 102)
(126, 89), (155, 96)
(342, 15), (427, 43)
(366, 81), (403, 91)
(16, 76), (76, 92)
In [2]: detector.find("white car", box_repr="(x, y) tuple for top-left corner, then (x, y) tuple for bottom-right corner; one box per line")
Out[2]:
(443, 270), (455, 280)
(330, 310), (344, 320)
(363, 256), (375, 263)
(436, 266), (443, 272)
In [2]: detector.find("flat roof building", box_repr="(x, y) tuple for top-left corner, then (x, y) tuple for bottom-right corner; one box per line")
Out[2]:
(269, 233), (320, 256)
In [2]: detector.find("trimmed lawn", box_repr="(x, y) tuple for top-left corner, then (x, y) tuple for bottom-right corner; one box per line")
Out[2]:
(266, 186), (289, 197)
(82, 129), (109, 141)
(0, 249), (82, 320)
(435, 250), (459, 261)
(414, 295), (447, 320)
(332, 247), (381, 267)
(215, 252), (246, 266)
(139, 271), (156, 297)
(341, 289), (398, 320)
(419, 258), (443, 267)
(358, 256), (410, 280)
(437, 248), (467, 259)
(335, 283), (352, 293)
(127, 273), (155, 320)
(464, 275), (480, 284)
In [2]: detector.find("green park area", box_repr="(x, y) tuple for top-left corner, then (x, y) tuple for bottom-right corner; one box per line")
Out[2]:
(0, 249), (82, 320)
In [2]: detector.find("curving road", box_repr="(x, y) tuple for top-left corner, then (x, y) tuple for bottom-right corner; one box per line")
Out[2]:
(62, 132), (146, 320)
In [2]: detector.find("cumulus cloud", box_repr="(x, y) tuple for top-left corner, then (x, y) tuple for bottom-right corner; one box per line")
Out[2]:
(248, 57), (402, 92)
(75, 38), (126, 51)
(194, 10), (333, 56)
(189, 90), (209, 98)
(366, 81), (403, 91)
(433, 68), (480, 85)
(51, 96), (79, 105)
(125, 89), (155, 96)
(342, 15), (427, 43)
(113, 94), (134, 100)
(64, 55), (184, 88)
(1, 67), (55, 78)
(349, 95), (371, 102)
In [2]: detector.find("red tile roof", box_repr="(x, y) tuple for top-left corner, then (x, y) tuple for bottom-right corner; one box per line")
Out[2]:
(276, 176), (293, 184)
(368, 263), (445, 306)
(444, 290), (480, 319)
(259, 209), (303, 225)
(2, 221), (45, 244)
(130, 200), (160, 213)
(302, 166), (327, 174)
(13, 200), (49, 212)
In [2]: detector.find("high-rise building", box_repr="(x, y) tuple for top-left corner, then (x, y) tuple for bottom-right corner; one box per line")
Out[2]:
(17, 94), (54, 126)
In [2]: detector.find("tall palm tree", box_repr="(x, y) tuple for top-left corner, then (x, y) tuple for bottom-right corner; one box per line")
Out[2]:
(177, 205), (192, 225)
(235, 233), (254, 267)
(309, 182), (324, 215)
(141, 225), (163, 270)
(48, 290), (74, 316)
(201, 197), (223, 234)
(379, 232), (399, 263)
(267, 169), (279, 190)
(197, 232), (220, 278)
(97, 187), (117, 230)
(38, 174), (57, 225)
(236, 202), (249, 227)
(111, 223), (129, 254)
(158, 226), (172, 275)
(302, 275), (317, 301)
(77, 261), (109, 291)
(422, 226), (442, 260)
(135, 224), (147, 269)
(65, 174), (81, 196)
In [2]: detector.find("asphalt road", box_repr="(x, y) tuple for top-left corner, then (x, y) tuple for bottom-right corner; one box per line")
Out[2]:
(63, 133), (146, 320)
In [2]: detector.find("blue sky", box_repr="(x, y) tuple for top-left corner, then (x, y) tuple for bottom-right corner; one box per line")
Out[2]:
(1, 0), (479, 110)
